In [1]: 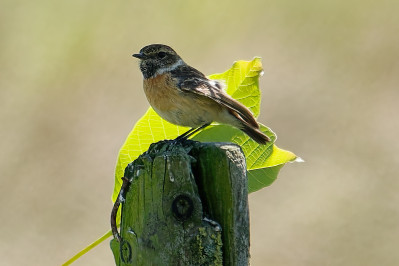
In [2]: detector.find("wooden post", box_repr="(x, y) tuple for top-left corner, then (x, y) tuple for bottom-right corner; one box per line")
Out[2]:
(110, 140), (249, 265)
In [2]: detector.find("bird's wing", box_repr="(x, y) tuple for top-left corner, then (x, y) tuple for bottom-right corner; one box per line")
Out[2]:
(171, 65), (259, 128)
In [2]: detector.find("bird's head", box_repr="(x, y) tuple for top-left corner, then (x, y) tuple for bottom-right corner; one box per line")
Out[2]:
(133, 44), (183, 79)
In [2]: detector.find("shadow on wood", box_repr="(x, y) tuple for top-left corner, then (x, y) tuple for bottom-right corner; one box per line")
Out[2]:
(110, 140), (249, 265)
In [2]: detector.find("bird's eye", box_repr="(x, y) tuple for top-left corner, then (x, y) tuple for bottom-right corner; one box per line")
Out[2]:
(157, 52), (167, 59)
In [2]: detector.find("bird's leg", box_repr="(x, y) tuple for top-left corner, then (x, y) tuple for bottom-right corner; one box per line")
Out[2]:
(175, 128), (196, 141)
(184, 123), (211, 139)
(173, 123), (211, 143)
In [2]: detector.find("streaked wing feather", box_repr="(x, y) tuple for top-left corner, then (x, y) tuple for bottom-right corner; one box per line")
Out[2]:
(171, 65), (258, 128)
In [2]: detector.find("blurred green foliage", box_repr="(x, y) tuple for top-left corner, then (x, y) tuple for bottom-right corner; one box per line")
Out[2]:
(1, 0), (398, 265)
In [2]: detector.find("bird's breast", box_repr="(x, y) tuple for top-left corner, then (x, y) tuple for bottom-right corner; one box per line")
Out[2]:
(142, 74), (220, 128)
(143, 73), (179, 112)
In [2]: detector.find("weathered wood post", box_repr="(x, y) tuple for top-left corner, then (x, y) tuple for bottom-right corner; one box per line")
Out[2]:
(110, 140), (249, 265)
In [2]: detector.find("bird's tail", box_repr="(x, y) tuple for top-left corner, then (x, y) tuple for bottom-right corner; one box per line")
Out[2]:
(226, 108), (271, 145)
(240, 123), (270, 144)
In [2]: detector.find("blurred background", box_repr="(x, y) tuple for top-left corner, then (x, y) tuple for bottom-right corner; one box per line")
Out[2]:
(1, 0), (398, 265)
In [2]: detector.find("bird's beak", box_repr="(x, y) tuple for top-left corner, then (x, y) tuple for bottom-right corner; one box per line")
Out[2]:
(132, 53), (146, 59)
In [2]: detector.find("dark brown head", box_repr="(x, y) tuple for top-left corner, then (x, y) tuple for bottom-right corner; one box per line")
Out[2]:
(133, 44), (184, 79)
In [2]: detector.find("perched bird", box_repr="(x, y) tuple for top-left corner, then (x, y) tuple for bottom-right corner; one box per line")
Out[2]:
(132, 44), (270, 144)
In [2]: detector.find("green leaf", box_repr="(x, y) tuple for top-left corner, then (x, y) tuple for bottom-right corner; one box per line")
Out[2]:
(194, 125), (298, 193)
(208, 57), (263, 117)
(247, 145), (299, 193)
(247, 165), (284, 193)
(62, 230), (113, 265)
(113, 57), (300, 203)
(67, 58), (301, 265)
(192, 123), (276, 170)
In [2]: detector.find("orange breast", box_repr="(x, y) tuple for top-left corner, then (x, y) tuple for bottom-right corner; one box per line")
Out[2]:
(142, 73), (226, 127)
(143, 73), (178, 111)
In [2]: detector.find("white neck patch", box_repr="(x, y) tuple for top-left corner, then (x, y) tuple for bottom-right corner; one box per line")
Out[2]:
(154, 59), (184, 77)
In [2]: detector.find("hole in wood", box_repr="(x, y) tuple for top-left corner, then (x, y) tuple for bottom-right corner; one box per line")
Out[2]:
(172, 194), (194, 221)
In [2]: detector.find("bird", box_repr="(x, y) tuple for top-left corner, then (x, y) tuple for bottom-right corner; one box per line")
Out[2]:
(132, 44), (270, 144)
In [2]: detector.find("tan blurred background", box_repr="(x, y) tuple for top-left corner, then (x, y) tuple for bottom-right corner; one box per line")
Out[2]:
(1, 0), (398, 265)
